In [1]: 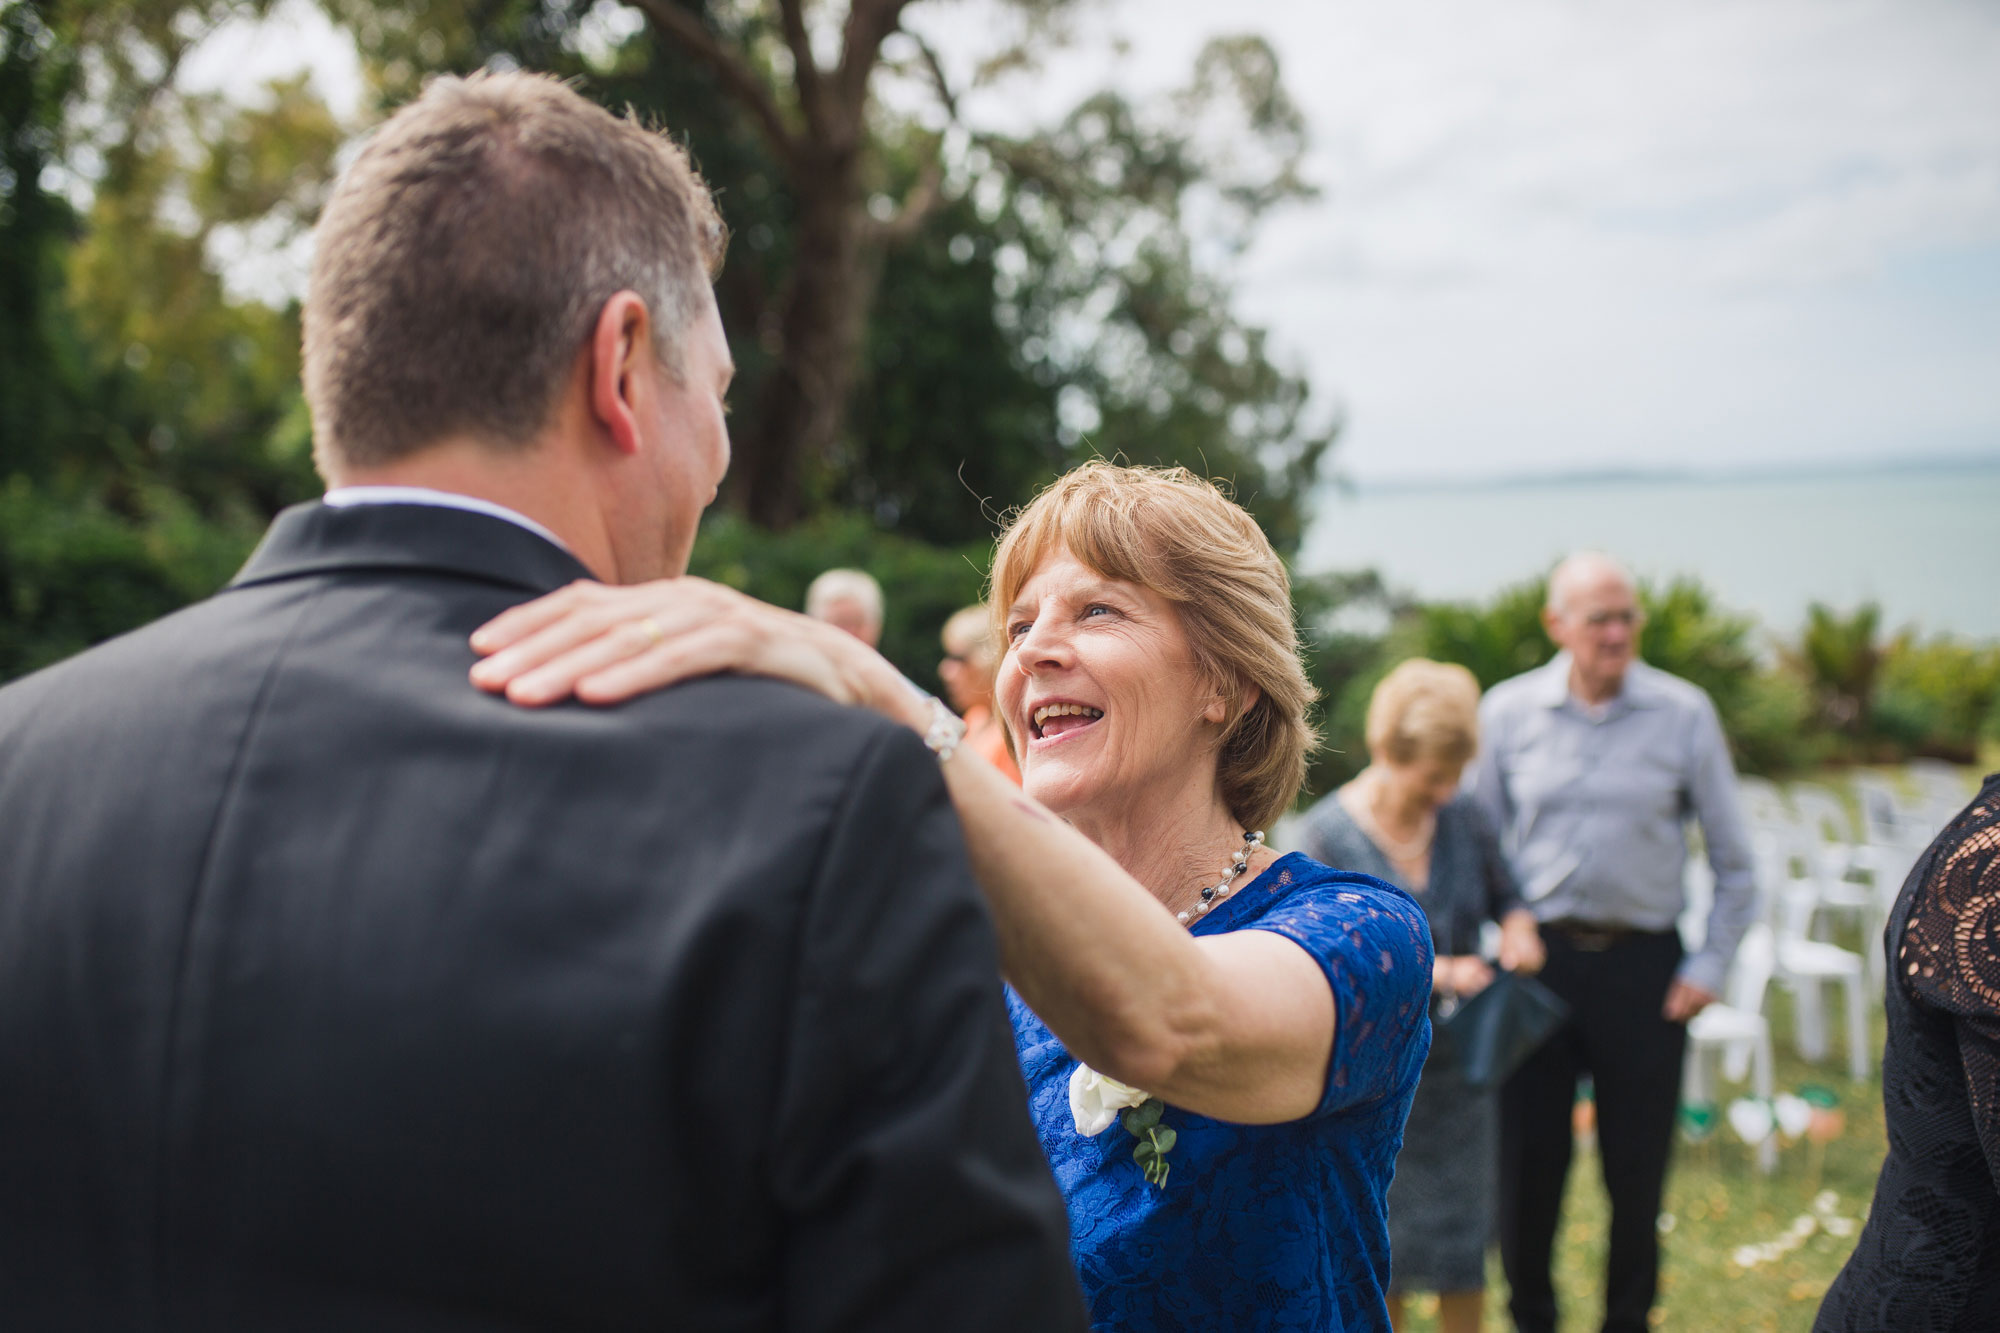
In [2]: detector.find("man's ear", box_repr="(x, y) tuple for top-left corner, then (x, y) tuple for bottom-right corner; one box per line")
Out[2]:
(1541, 604), (1564, 645)
(588, 291), (652, 457)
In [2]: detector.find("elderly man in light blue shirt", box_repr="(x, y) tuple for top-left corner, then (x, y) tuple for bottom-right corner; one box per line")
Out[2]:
(1470, 551), (1755, 1333)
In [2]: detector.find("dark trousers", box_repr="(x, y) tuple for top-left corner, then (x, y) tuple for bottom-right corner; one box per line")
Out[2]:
(1499, 929), (1686, 1333)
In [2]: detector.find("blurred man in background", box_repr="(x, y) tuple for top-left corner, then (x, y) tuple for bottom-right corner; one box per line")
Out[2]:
(1471, 551), (1756, 1333)
(804, 567), (883, 647)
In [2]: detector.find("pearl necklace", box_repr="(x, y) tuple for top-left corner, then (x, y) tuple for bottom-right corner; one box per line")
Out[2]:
(1176, 830), (1266, 925)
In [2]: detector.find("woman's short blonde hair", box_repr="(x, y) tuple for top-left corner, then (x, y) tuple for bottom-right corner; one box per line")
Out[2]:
(1365, 659), (1482, 768)
(989, 462), (1317, 832)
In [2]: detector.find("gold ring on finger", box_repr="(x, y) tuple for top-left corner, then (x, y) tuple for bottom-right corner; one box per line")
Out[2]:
(636, 616), (666, 646)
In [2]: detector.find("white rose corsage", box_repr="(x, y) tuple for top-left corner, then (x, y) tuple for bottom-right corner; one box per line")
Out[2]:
(1069, 1063), (1178, 1189)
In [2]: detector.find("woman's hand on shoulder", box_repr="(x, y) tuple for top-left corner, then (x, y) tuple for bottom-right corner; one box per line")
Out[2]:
(468, 578), (918, 724)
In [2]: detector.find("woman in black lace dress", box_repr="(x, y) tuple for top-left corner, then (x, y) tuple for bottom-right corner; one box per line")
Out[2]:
(1816, 772), (2000, 1332)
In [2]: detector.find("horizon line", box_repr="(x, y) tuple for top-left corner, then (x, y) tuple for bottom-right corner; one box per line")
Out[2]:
(1334, 451), (2000, 497)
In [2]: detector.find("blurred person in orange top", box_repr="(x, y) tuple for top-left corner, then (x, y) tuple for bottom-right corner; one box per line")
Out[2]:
(939, 604), (1021, 785)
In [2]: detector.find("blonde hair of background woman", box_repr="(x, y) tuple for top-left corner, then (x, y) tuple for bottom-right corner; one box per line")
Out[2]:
(1364, 659), (1481, 768)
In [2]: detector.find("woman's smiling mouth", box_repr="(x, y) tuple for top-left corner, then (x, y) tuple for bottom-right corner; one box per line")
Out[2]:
(1031, 702), (1104, 741)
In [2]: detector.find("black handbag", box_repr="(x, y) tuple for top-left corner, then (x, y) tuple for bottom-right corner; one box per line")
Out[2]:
(1435, 968), (1569, 1090)
(1431, 891), (1569, 1089)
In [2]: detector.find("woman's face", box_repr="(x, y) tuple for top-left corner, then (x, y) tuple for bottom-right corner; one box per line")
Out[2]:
(1373, 752), (1467, 814)
(997, 548), (1228, 822)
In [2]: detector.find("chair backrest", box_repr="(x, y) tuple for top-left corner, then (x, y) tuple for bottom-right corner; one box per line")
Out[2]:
(1737, 776), (1791, 834)
(1907, 761), (1974, 833)
(1852, 774), (1907, 845)
(1751, 829), (1800, 927)
(1725, 922), (1777, 1014)
(1788, 784), (1856, 847)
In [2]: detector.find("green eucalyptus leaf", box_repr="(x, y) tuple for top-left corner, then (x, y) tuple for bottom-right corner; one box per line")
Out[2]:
(1128, 1099), (1164, 1130)
(1132, 1140), (1156, 1165)
(1150, 1126), (1177, 1154)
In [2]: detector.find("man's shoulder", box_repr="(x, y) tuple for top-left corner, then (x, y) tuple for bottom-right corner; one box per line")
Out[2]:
(1479, 660), (1560, 723)
(0, 588), (245, 721)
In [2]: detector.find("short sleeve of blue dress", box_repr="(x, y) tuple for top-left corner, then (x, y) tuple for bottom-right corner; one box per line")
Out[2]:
(1006, 853), (1434, 1333)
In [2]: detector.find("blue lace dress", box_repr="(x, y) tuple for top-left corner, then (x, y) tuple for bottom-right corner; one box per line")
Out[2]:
(1006, 853), (1434, 1332)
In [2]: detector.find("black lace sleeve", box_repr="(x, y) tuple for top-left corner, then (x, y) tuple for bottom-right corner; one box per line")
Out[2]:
(1899, 786), (2000, 1194)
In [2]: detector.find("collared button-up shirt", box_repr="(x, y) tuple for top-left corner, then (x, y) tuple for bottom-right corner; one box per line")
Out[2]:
(1468, 653), (1756, 996)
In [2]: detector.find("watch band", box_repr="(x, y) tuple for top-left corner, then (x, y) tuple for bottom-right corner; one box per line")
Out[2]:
(918, 693), (967, 763)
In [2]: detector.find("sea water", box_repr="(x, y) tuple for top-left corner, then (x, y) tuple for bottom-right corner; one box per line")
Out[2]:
(1299, 463), (2000, 641)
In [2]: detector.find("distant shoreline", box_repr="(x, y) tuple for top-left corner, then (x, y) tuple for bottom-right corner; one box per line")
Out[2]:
(1337, 453), (2000, 499)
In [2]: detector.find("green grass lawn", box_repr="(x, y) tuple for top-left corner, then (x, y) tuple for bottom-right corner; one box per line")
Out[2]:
(1396, 985), (1890, 1333)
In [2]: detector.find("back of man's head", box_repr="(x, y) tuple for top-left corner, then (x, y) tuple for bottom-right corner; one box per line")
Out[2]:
(303, 71), (724, 478)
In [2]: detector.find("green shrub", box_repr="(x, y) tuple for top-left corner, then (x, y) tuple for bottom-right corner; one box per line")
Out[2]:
(687, 509), (994, 696)
(1791, 602), (1883, 736)
(1874, 634), (2000, 762)
(1305, 570), (1828, 790)
(0, 476), (260, 680)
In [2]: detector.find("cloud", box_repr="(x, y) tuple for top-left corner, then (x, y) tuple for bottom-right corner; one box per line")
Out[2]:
(926, 0), (2000, 480)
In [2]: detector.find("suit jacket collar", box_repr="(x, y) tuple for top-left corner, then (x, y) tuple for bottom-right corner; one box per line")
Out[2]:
(229, 501), (596, 597)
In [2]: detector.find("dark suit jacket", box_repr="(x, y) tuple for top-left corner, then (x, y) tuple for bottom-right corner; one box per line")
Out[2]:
(0, 501), (1084, 1332)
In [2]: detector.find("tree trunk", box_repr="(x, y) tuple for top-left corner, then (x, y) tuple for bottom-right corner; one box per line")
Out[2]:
(734, 155), (869, 529)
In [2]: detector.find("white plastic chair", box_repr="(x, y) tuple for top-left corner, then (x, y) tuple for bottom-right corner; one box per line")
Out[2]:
(1737, 776), (1791, 839)
(1788, 783), (1880, 968)
(1907, 761), (1973, 833)
(1854, 773), (1917, 846)
(1770, 871), (1872, 1082)
(1684, 922), (1778, 1172)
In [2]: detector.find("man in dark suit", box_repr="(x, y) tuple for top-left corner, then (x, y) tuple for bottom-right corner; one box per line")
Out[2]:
(0, 71), (1085, 1331)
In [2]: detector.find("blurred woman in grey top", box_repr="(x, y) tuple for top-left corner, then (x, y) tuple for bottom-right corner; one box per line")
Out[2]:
(1300, 659), (1544, 1333)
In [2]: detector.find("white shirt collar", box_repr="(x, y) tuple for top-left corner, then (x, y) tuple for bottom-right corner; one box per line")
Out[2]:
(321, 486), (570, 553)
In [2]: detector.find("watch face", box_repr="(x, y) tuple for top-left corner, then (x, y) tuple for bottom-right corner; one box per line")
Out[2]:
(925, 697), (967, 756)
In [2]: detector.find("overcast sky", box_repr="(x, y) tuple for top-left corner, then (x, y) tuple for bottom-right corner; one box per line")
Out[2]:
(915, 0), (2000, 483)
(187, 0), (2000, 484)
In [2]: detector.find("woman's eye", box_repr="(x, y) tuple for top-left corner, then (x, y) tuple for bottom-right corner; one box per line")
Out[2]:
(1007, 620), (1032, 640)
(1082, 604), (1113, 619)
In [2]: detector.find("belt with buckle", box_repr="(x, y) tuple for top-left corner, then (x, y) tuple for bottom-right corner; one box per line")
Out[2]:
(1544, 920), (1662, 952)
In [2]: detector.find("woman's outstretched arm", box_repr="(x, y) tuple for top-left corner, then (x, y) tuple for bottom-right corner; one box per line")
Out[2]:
(469, 578), (1341, 1124)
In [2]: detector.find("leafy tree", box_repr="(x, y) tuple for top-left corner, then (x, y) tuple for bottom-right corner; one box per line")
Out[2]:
(0, 0), (85, 482)
(331, 1), (1329, 542)
(948, 36), (1334, 555)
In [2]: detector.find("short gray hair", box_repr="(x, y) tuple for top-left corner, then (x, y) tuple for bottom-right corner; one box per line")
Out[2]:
(805, 569), (884, 626)
(1547, 550), (1635, 615)
(304, 70), (726, 475)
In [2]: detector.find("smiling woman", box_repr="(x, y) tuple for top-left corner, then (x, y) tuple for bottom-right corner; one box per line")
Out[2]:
(466, 461), (1434, 1333)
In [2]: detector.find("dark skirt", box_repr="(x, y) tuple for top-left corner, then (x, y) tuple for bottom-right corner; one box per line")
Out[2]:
(1387, 1003), (1497, 1293)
